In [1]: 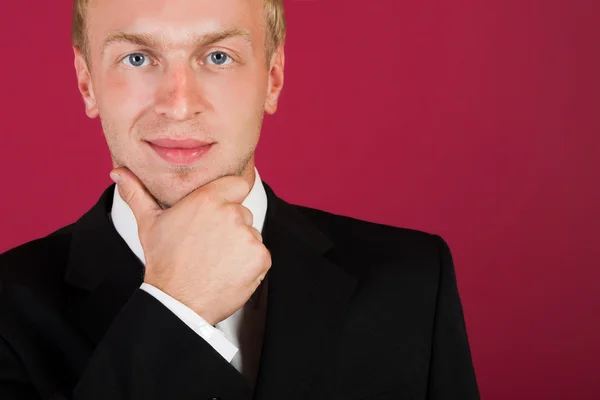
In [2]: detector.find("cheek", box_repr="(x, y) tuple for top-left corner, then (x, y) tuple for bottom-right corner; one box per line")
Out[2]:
(206, 71), (266, 131)
(100, 70), (156, 127)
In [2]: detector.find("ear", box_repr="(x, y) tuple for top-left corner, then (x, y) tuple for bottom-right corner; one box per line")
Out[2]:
(73, 47), (99, 118)
(264, 44), (285, 115)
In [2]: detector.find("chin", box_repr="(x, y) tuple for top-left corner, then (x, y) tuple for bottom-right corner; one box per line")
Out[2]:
(137, 153), (252, 208)
(148, 173), (218, 209)
(151, 189), (189, 209)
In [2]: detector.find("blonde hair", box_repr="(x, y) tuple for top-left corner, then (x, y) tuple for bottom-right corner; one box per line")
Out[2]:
(72, 0), (286, 64)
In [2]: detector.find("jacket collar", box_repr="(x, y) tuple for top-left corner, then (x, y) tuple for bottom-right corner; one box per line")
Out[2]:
(64, 184), (140, 293)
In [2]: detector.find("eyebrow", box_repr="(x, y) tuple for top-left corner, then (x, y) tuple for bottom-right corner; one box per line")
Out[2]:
(101, 28), (253, 57)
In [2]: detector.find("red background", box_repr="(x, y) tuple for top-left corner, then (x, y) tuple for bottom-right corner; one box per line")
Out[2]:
(1, 1), (598, 398)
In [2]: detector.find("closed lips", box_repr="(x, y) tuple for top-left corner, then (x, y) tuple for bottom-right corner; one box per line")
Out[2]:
(147, 138), (212, 148)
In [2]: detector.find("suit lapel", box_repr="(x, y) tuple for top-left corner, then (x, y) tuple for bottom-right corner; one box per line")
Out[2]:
(64, 184), (145, 345)
(254, 183), (358, 400)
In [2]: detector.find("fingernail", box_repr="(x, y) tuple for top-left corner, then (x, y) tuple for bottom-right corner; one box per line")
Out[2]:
(110, 172), (122, 184)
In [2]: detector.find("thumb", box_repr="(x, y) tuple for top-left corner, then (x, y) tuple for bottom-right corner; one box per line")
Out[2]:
(110, 168), (162, 229)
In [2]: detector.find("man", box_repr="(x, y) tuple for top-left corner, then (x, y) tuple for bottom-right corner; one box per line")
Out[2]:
(0, 0), (479, 398)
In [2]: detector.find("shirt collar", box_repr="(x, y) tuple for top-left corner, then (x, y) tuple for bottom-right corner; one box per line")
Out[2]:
(110, 167), (268, 265)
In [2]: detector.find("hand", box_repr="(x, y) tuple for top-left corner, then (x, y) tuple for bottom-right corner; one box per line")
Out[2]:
(109, 168), (272, 326)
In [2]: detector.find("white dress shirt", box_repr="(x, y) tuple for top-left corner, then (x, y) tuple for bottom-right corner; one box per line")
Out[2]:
(110, 167), (268, 387)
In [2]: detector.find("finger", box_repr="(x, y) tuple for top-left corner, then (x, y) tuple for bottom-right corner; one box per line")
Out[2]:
(237, 205), (254, 227)
(248, 226), (263, 243)
(255, 270), (268, 288)
(110, 167), (162, 229)
(194, 175), (252, 205)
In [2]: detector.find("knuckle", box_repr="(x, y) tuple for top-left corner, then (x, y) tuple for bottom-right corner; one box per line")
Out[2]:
(222, 203), (242, 223)
(122, 189), (138, 207)
(242, 207), (254, 225)
(241, 228), (255, 245)
(239, 178), (251, 193)
(257, 245), (272, 266)
(245, 227), (261, 244)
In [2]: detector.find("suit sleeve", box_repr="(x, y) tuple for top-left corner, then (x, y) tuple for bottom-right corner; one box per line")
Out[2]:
(0, 289), (252, 400)
(426, 235), (480, 400)
(0, 337), (39, 399)
(139, 283), (239, 362)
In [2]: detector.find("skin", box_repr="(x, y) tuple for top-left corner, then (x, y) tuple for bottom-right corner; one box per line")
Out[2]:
(74, 0), (285, 208)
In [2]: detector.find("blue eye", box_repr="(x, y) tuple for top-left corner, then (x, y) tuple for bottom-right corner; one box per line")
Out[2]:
(122, 53), (150, 67)
(207, 51), (232, 66)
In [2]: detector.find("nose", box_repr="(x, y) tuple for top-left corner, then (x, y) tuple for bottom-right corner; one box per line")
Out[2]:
(154, 63), (205, 121)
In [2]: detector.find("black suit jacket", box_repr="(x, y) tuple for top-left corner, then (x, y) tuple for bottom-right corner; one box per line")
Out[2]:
(0, 182), (479, 400)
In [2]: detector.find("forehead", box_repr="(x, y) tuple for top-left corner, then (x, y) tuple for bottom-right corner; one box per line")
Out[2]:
(87, 0), (265, 47)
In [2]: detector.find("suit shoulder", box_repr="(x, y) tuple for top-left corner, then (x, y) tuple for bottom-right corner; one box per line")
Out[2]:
(292, 204), (454, 275)
(294, 204), (440, 247)
(293, 205), (454, 302)
(0, 224), (74, 285)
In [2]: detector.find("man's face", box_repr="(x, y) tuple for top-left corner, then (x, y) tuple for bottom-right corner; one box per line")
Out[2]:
(75, 0), (284, 207)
